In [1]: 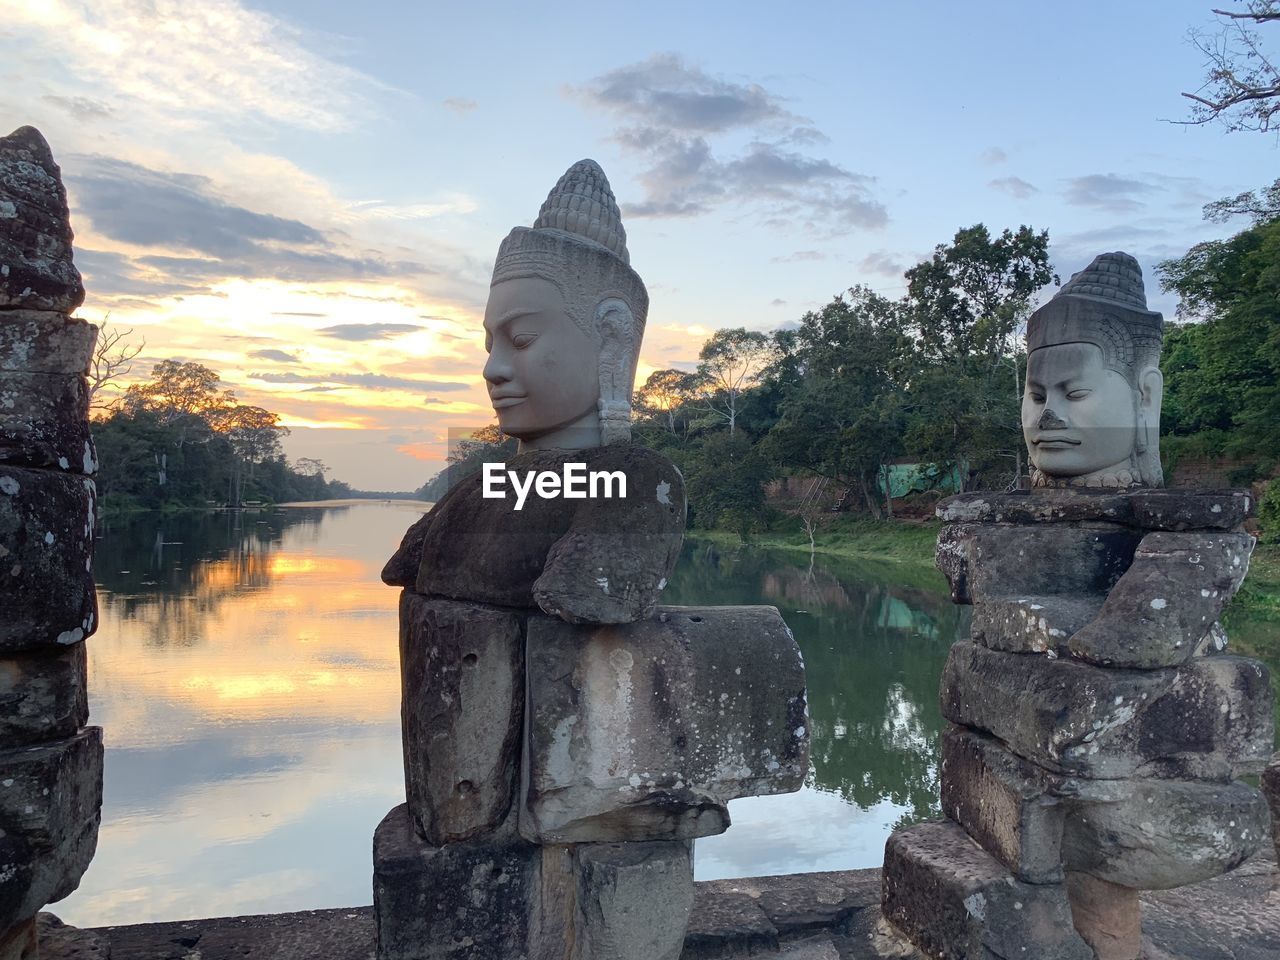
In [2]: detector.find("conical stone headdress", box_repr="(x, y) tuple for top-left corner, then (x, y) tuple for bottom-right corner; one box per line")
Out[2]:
(491, 160), (649, 445)
(491, 159), (648, 334)
(1027, 252), (1163, 373)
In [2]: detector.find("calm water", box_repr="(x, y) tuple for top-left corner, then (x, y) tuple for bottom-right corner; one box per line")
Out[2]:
(57, 502), (964, 925)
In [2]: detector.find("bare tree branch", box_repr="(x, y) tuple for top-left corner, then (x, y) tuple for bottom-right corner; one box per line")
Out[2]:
(1178, 2), (1280, 132)
(87, 315), (145, 412)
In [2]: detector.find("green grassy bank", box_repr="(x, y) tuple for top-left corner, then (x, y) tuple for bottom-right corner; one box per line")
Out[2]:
(704, 513), (1280, 625)
(699, 514), (940, 565)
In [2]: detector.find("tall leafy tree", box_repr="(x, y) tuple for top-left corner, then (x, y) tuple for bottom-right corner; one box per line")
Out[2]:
(901, 224), (1056, 486)
(1158, 210), (1280, 459)
(695, 328), (776, 434)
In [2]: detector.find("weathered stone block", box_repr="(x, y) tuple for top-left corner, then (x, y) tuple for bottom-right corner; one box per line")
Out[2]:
(373, 803), (538, 960)
(0, 919), (35, 960)
(1064, 873), (1140, 960)
(1069, 531), (1254, 668)
(0, 643), (87, 747)
(881, 819), (1093, 960)
(0, 128), (84, 314)
(971, 594), (1103, 655)
(0, 467), (96, 652)
(937, 488), (1252, 532)
(521, 606), (807, 844)
(0, 312), (95, 375)
(0, 729), (103, 934)
(35, 913), (111, 959)
(386, 445), (685, 623)
(1128, 488), (1253, 532)
(940, 726), (1066, 884)
(1264, 754), (1280, 863)
(941, 642), (1273, 779)
(398, 592), (522, 846)
(574, 840), (693, 960)
(1063, 778), (1267, 890)
(936, 523), (1140, 607)
(0, 372), (95, 474)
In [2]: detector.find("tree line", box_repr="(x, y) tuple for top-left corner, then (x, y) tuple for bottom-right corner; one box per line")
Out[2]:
(92, 359), (351, 512)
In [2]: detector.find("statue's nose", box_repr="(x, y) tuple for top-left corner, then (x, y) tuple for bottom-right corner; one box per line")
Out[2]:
(1037, 407), (1068, 430)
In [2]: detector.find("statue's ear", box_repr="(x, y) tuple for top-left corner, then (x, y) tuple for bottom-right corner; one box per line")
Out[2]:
(594, 297), (636, 444)
(1139, 366), (1162, 418)
(1135, 366), (1164, 485)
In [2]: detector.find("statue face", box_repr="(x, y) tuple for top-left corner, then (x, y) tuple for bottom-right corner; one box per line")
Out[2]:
(1023, 342), (1138, 478)
(482, 276), (600, 446)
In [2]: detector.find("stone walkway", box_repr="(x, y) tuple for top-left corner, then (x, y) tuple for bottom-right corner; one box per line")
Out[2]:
(44, 846), (1279, 959)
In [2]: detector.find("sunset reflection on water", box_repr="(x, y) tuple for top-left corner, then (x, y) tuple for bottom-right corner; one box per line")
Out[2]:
(59, 503), (423, 926)
(58, 503), (968, 927)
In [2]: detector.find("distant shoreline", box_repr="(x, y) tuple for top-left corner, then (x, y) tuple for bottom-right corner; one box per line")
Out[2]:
(276, 498), (432, 508)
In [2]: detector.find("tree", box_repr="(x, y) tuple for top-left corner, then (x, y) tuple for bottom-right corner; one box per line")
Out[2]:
(87, 316), (144, 413)
(901, 224), (1056, 486)
(1157, 210), (1280, 459)
(765, 287), (909, 515)
(217, 405), (288, 505)
(695, 328), (776, 434)
(1181, 2), (1280, 133)
(634, 368), (701, 435)
(904, 224), (1056, 365)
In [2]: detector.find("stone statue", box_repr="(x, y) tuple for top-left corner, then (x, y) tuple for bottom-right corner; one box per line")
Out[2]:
(881, 250), (1273, 960)
(483, 160), (648, 450)
(375, 159), (808, 960)
(1023, 252), (1164, 489)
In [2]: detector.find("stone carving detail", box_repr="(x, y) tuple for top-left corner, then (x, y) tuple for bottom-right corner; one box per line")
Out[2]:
(374, 160), (809, 959)
(881, 250), (1273, 960)
(0, 127), (104, 959)
(1023, 252), (1164, 489)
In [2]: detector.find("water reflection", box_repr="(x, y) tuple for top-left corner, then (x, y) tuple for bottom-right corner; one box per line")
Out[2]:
(663, 542), (964, 879)
(59, 507), (968, 925)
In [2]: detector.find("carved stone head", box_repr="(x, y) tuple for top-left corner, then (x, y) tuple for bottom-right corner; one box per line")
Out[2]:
(482, 160), (648, 451)
(1022, 252), (1164, 488)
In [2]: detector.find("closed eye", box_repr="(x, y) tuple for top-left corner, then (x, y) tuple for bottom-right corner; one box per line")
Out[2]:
(1066, 389), (1091, 400)
(513, 333), (539, 349)
(1029, 393), (1045, 403)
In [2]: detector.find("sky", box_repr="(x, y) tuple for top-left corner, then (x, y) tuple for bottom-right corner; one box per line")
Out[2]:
(1, 0), (1275, 490)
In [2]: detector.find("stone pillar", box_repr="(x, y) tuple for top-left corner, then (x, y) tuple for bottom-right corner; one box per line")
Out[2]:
(374, 448), (809, 959)
(0, 127), (105, 959)
(882, 488), (1273, 960)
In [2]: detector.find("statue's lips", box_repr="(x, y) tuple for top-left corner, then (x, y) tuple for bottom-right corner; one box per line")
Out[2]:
(491, 395), (527, 409)
(1032, 436), (1082, 447)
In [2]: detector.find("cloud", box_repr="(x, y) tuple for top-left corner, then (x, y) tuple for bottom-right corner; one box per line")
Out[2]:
(771, 250), (826, 263)
(71, 156), (323, 257)
(41, 94), (113, 121)
(980, 147), (1007, 166)
(65, 156), (431, 299)
(770, 298), (787, 306)
(249, 349), (300, 363)
(443, 97), (477, 114)
(575, 55), (886, 231)
(988, 176), (1038, 199)
(577, 53), (803, 133)
(272, 311), (329, 318)
(249, 371), (469, 392)
(858, 251), (905, 278)
(1063, 174), (1156, 213)
(317, 323), (425, 341)
(10, 0), (384, 132)
(74, 248), (209, 299)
